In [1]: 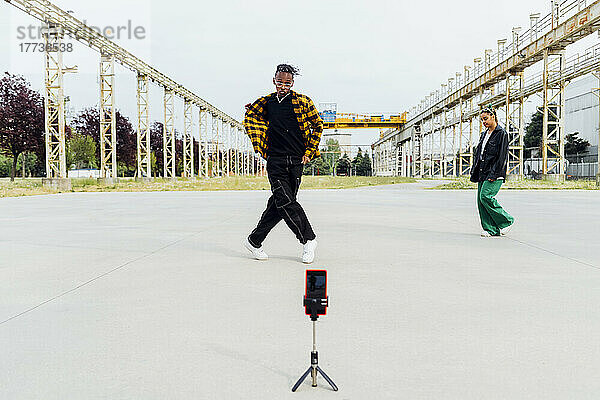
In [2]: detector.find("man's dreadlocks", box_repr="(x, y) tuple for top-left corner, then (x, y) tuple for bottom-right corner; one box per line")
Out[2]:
(275, 64), (301, 77)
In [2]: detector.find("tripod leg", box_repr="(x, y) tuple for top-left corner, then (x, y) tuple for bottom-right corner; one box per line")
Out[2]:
(291, 367), (313, 392)
(316, 366), (338, 391)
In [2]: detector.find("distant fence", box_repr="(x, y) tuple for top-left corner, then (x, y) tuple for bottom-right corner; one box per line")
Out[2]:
(566, 162), (598, 178)
(524, 158), (598, 179)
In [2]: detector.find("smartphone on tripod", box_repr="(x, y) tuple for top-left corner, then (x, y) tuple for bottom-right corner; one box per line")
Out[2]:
(305, 269), (327, 316)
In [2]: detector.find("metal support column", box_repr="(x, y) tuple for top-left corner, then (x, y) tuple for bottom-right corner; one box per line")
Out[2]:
(42, 23), (67, 178)
(505, 72), (525, 179)
(451, 120), (457, 177)
(542, 48), (566, 179)
(163, 88), (176, 178)
(211, 115), (219, 176)
(250, 143), (255, 176)
(224, 123), (230, 176)
(432, 115), (442, 177)
(458, 98), (473, 176)
(183, 99), (193, 178)
(136, 73), (151, 178)
(199, 109), (208, 177)
(426, 119), (433, 177)
(243, 141), (248, 176)
(247, 141), (252, 176)
(411, 124), (423, 178)
(594, 70), (600, 186)
(99, 53), (117, 179)
(237, 129), (242, 176)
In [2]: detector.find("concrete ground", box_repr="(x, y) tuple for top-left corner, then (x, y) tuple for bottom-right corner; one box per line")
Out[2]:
(1, 182), (599, 400)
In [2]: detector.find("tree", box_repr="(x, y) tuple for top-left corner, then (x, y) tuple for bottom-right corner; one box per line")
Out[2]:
(71, 107), (137, 176)
(150, 121), (164, 177)
(352, 147), (373, 176)
(0, 72), (45, 181)
(565, 132), (590, 156)
(335, 153), (351, 176)
(524, 109), (542, 158)
(352, 148), (363, 175)
(303, 155), (331, 175)
(0, 154), (12, 177)
(323, 138), (341, 175)
(351, 147), (373, 176)
(67, 133), (97, 169)
(358, 150), (372, 176)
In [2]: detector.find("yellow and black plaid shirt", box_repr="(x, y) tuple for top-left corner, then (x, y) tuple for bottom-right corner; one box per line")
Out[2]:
(244, 90), (324, 160)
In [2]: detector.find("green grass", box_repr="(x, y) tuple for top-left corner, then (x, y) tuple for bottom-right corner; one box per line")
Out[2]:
(0, 179), (53, 197)
(430, 176), (600, 190)
(0, 176), (416, 198)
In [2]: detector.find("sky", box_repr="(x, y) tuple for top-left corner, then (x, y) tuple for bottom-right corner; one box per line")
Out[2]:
(0, 0), (593, 148)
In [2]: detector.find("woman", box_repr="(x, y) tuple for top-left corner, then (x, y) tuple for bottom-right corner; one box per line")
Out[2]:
(470, 107), (515, 237)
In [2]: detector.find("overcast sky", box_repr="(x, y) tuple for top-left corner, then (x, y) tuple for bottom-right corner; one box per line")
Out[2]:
(0, 0), (593, 146)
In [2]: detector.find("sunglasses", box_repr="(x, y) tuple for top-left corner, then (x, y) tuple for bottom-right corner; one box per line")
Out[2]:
(274, 80), (293, 88)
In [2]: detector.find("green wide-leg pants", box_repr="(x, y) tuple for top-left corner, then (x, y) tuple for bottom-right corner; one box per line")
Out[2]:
(477, 180), (514, 236)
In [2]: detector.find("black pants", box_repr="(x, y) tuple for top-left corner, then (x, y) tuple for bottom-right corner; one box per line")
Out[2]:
(248, 155), (316, 246)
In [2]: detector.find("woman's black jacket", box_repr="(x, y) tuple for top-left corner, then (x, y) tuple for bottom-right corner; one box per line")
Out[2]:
(470, 125), (509, 183)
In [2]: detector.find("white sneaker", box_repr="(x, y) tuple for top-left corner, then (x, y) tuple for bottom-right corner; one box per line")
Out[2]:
(302, 239), (318, 264)
(500, 222), (514, 236)
(244, 238), (268, 260)
(481, 231), (492, 237)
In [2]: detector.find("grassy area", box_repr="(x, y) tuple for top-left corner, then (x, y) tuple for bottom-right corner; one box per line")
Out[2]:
(0, 176), (416, 198)
(430, 176), (600, 190)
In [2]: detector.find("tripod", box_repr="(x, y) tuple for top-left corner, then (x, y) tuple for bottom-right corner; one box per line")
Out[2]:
(291, 300), (338, 392)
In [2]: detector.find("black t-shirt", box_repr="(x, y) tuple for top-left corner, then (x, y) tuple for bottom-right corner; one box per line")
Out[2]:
(266, 94), (305, 157)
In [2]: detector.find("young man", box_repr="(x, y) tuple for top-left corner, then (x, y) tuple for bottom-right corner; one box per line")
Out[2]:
(470, 106), (515, 237)
(243, 64), (323, 263)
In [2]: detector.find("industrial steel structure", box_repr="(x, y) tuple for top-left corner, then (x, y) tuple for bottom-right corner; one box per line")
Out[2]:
(372, 0), (600, 185)
(5, 0), (265, 181)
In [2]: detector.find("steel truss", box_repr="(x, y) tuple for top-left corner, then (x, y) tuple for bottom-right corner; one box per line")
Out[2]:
(502, 72), (525, 178)
(411, 124), (424, 178)
(42, 22), (67, 178)
(137, 74), (151, 178)
(233, 128), (239, 176)
(183, 99), (194, 178)
(542, 49), (566, 176)
(458, 98), (474, 176)
(199, 110), (208, 177)
(223, 123), (230, 176)
(373, 0), (600, 179)
(246, 140), (251, 176)
(163, 89), (176, 178)
(592, 70), (600, 185)
(100, 53), (117, 179)
(211, 114), (220, 177)
(6, 0), (243, 180)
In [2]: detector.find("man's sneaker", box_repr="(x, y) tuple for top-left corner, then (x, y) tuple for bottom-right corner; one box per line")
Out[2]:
(500, 222), (515, 236)
(481, 231), (492, 237)
(244, 238), (268, 260)
(302, 239), (318, 264)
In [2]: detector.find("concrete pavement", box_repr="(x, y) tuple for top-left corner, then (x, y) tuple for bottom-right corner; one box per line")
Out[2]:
(1, 183), (599, 399)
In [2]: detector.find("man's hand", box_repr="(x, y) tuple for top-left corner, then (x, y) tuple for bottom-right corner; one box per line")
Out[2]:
(302, 155), (310, 165)
(488, 178), (495, 182)
(244, 103), (252, 112)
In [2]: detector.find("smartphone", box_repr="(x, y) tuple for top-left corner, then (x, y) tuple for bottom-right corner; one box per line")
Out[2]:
(305, 269), (327, 316)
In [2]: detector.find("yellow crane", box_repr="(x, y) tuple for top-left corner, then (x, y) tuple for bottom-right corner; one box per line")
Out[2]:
(320, 111), (407, 130)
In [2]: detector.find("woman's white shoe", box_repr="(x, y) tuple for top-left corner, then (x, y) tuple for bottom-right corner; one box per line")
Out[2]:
(500, 222), (514, 236)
